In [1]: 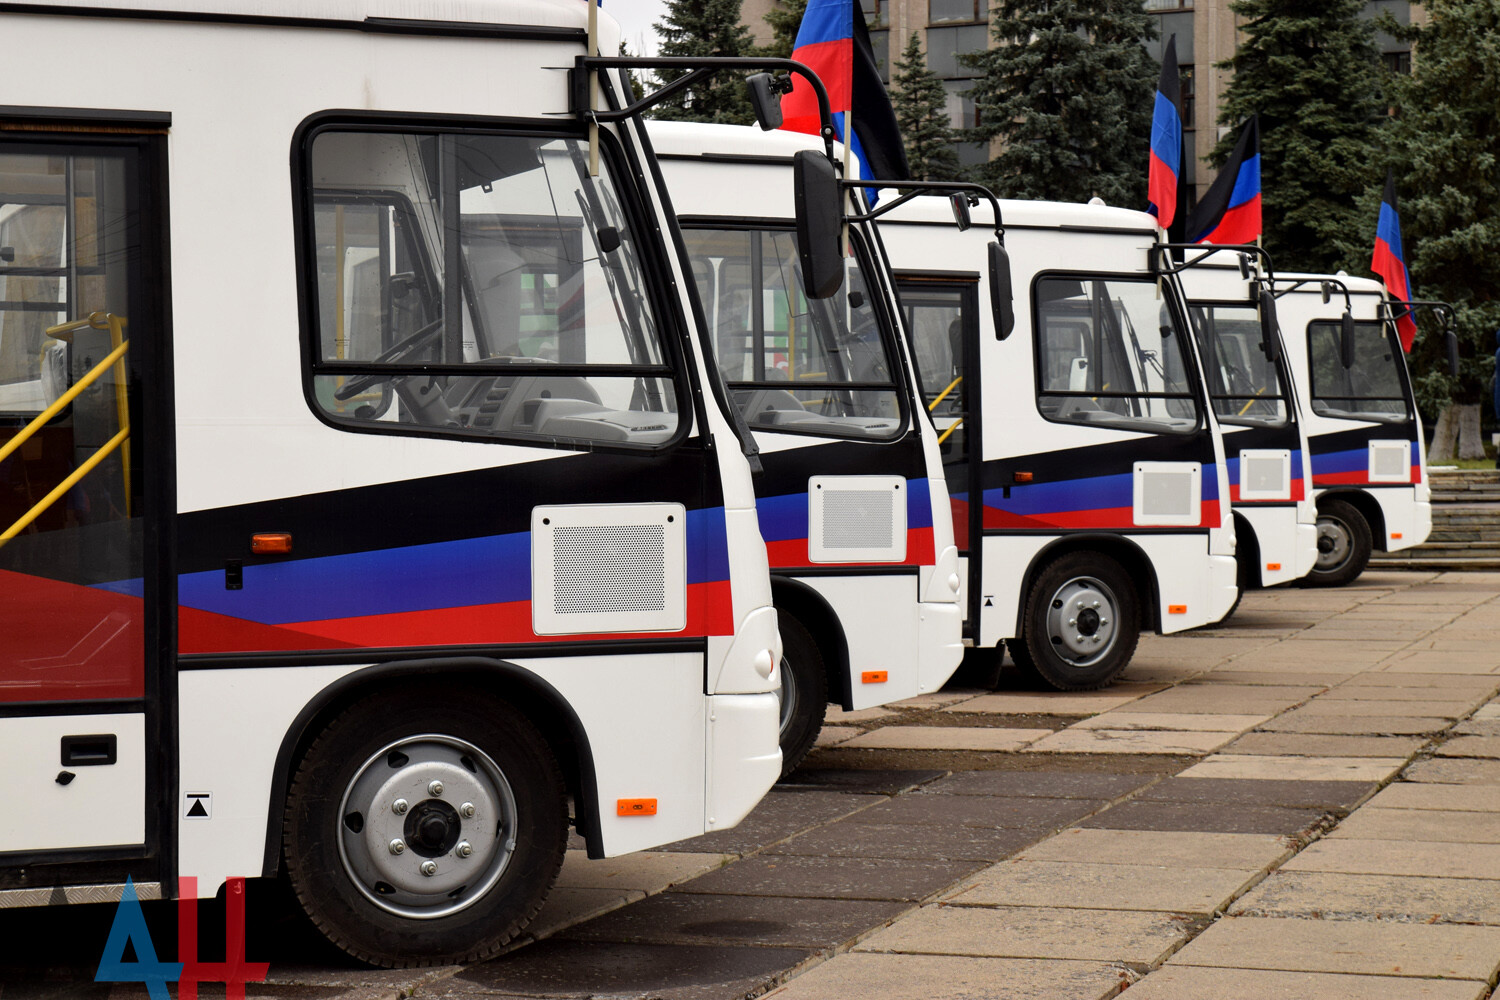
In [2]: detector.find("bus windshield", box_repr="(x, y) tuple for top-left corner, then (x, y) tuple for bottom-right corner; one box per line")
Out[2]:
(685, 228), (903, 440)
(1189, 304), (1289, 428)
(1307, 319), (1410, 424)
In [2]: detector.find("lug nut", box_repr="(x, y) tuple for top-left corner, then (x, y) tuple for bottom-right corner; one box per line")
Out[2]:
(461, 802), (476, 819)
(1067, 618), (1076, 627)
(392, 798), (409, 815)
(1092, 601), (1100, 608)
(428, 781), (444, 797)
(389, 839), (406, 856)
(456, 841), (473, 858)
(1100, 618), (1109, 626)
(420, 860), (437, 876)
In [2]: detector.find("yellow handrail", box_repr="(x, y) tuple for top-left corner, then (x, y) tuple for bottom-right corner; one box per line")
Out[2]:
(937, 418), (963, 445)
(929, 376), (962, 413)
(0, 426), (129, 548)
(42, 313), (131, 515)
(1237, 386), (1268, 416)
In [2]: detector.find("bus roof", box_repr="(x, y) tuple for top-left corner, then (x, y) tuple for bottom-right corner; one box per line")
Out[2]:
(879, 193), (1159, 234)
(5, 0), (607, 32)
(647, 120), (839, 159)
(1277, 272), (1388, 297)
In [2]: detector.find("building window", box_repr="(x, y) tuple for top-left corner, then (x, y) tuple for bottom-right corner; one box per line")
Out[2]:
(1144, 0), (1192, 9)
(929, 0), (983, 25)
(860, 0), (887, 27)
(926, 24), (988, 78)
(1180, 64), (1195, 128)
(1383, 50), (1411, 74)
(870, 29), (890, 80)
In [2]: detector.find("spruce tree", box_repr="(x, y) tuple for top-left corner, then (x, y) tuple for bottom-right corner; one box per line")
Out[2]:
(1212, 0), (1384, 273)
(1375, 0), (1500, 458)
(962, 0), (1158, 205)
(761, 0), (807, 58)
(892, 33), (961, 181)
(652, 0), (756, 123)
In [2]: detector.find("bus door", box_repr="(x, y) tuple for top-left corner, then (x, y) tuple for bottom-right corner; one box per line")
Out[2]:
(895, 275), (982, 634)
(0, 131), (168, 876)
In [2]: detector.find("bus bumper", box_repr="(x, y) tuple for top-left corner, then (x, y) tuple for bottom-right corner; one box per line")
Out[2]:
(1207, 553), (1239, 624)
(1294, 521), (1319, 579)
(705, 692), (781, 834)
(918, 599), (964, 693)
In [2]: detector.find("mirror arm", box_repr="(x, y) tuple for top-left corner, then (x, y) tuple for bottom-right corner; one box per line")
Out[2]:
(1154, 242), (1276, 282)
(843, 179), (1006, 243)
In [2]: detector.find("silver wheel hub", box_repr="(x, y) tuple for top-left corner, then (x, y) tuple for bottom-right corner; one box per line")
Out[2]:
(1045, 577), (1118, 667)
(1316, 516), (1352, 572)
(338, 734), (517, 920)
(777, 655), (798, 739)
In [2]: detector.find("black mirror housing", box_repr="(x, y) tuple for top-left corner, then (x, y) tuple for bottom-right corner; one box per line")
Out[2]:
(746, 73), (786, 131)
(1448, 328), (1460, 377)
(950, 194), (973, 232)
(793, 149), (844, 299)
(989, 241), (1016, 340)
(1258, 288), (1281, 365)
(1340, 310), (1357, 370)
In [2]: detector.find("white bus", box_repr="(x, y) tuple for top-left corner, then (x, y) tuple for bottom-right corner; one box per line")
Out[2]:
(0, 0), (834, 968)
(880, 196), (1237, 689)
(645, 122), (964, 771)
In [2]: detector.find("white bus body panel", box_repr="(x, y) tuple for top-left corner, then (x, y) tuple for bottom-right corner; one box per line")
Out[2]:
(0, 714), (145, 854)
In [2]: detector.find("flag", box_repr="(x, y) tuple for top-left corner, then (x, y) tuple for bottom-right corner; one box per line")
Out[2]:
(782, 0), (908, 191)
(1188, 114), (1261, 245)
(1147, 35), (1182, 231)
(1372, 169), (1418, 351)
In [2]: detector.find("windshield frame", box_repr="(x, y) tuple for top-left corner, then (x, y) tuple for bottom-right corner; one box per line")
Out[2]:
(1186, 297), (1295, 430)
(1304, 310), (1414, 425)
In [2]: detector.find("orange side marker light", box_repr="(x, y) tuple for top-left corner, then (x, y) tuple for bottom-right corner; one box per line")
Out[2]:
(1266, 562), (1281, 572)
(1391, 532), (1404, 540)
(251, 532), (293, 555)
(1168, 604), (1187, 615)
(862, 671), (889, 684)
(1013, 471), (1034, 483)
(617, 798), (657, 817)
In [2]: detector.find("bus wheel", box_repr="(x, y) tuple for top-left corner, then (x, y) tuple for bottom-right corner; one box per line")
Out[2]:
(282, 688), (567, 968)
(1305, 498), (1371, 587)
(777, 613), (828, 778)
(1010, 552), (1140, 691)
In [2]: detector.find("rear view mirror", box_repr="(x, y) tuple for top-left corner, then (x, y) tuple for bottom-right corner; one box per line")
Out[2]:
(950, 194), (972, 232)
(1340, 310), (1357, 369)
(793, 150), (844, 299)
(747, 73), (789, 131)
(1237, 253), (1251, 280)
(1321, 282), (1333, 305)
(1258, 288), (1281, 365)
(989, 241), (1016, 340)
(1447, 328), (1460, 377)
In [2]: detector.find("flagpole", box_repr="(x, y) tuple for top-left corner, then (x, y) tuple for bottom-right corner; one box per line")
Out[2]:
(842, 124), (852, 256)
(587, 0), (600, 177)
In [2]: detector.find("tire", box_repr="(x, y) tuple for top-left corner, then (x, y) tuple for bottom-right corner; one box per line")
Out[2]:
(1303, 497), (1372, 587)
(777, 613), (828, 778)
(1009, 552), (1141, 691)
(282, 686), (568, 968)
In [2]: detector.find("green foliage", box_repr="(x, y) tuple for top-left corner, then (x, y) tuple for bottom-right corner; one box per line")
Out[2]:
(962, 0), (1158, 204)
(1376, 0), (1500, 412)
(892, 34), (961, 181)
(652, 0), (756, 123)
(1213, 0), (1385, 273)
(760, 0), (807, 58)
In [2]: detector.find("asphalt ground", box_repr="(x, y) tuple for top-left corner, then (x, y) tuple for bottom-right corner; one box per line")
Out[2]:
(6, 569), (1500, 999)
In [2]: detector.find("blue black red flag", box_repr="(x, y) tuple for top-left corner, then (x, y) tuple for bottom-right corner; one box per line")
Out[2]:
(1372, 169), (1418, 351)
(1147, 35), (1182, 230)
(782, 0), (908, 192)
(1188, 115), (1261, 245)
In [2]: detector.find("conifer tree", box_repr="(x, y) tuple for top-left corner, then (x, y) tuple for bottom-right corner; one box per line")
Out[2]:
(761, 0), (807, 58)
(1212, 0), (1384, 273)
(652, 0), (756, 123)
(962, 0), (1158, 205)
(891, 33), (961, 181)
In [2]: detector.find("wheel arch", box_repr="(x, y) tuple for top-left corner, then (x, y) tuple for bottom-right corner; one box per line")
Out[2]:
(1233, 511), (1262, 589)
(771, 576), (851, 710)
(1319, 489), (1388, 551)
(1014, 534), (1163, 635)
(262, 657), (603, 877)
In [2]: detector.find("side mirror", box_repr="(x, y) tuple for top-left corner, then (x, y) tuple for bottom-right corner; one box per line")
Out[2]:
(989, 241), (1016, 340)
(950, 194), (973, 232)
(1237, 253), (1251, 280)
(1340, 310), (1357, 370)
(1320, 282), (1333, 305)
(747, 73), (788, 131)
(1447, 328), (1460, 377)
(793, 150), (844, 299)
(1258, 288), (1281, 365)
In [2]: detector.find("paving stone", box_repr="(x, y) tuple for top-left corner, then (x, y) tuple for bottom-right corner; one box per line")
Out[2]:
(1122, 966), (1486, 1000)
(776, 769), (948, 795)
(1381, 653), (1500, 674)
(1134, 777), (1372, 810)
(1368, 782), (1500, 812)
(940, 685), (1163, 716)
(435, 940), (811, 1000)
(672, 855), (983, 902)
(840, 726), (1047, 751)
(560, 892), (908, 949)
(1205, 670), (1357, 687)
(1296, 698), (1474, 717)
(761, 953), (1127, 1000)
(943, 859), (1257, 914)
(766, 821), (1039, 862)
(1338, 673), (1500, 691)
(1281, 839), (1500, 880)
(1474, 703), (1500, 720)
(847, 793), (1107, 829)
(825, 706), (895, 723)
(1068, 712), (1269, 732)
(1167, 915), (1500, 979)
(656, 791), (881, 854)
(1076, 800), (1325, 836)
(1024, 728), (1235, 755)
(1321, 684), (1495, 703)
(1256, 713), (1452, 736)
(526, 887), (642, 940)
(813, 726), (860, 748)
(554, 851), (731, 892)
(920, 770), (1159, 800)
(854, 904), (1196, 964)
(1221, 732), (1426, 757)
(1331, 808), (1500, 844)
(1407, 758), (1500, 785)
(1453, 720), (1500, 736)
(1114, 685), (1323, 716)
(1214, 658), (1363, 675)
(1177, 754), (1407, 782)
(1438, 736), (1500, 759)
(1017, 828), (1291, 871)
(891, 692), (979, 710)
(1232, 870), (1500, 923)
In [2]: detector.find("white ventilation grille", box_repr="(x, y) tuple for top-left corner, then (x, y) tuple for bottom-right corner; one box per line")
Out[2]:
(1368, 440), (1411, 483)
(532, 503), (686, 635)
(1239, 449), (1291, 501)
(1133, 462), (1202, 527)
(808, 476), (908, 563)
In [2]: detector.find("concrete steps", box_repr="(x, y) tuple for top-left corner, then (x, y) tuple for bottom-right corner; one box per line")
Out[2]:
(1371, 469), (1500, 570)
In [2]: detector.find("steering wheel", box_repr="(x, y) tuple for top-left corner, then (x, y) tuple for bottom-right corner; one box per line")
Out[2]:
(334, 318), (445, 401)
